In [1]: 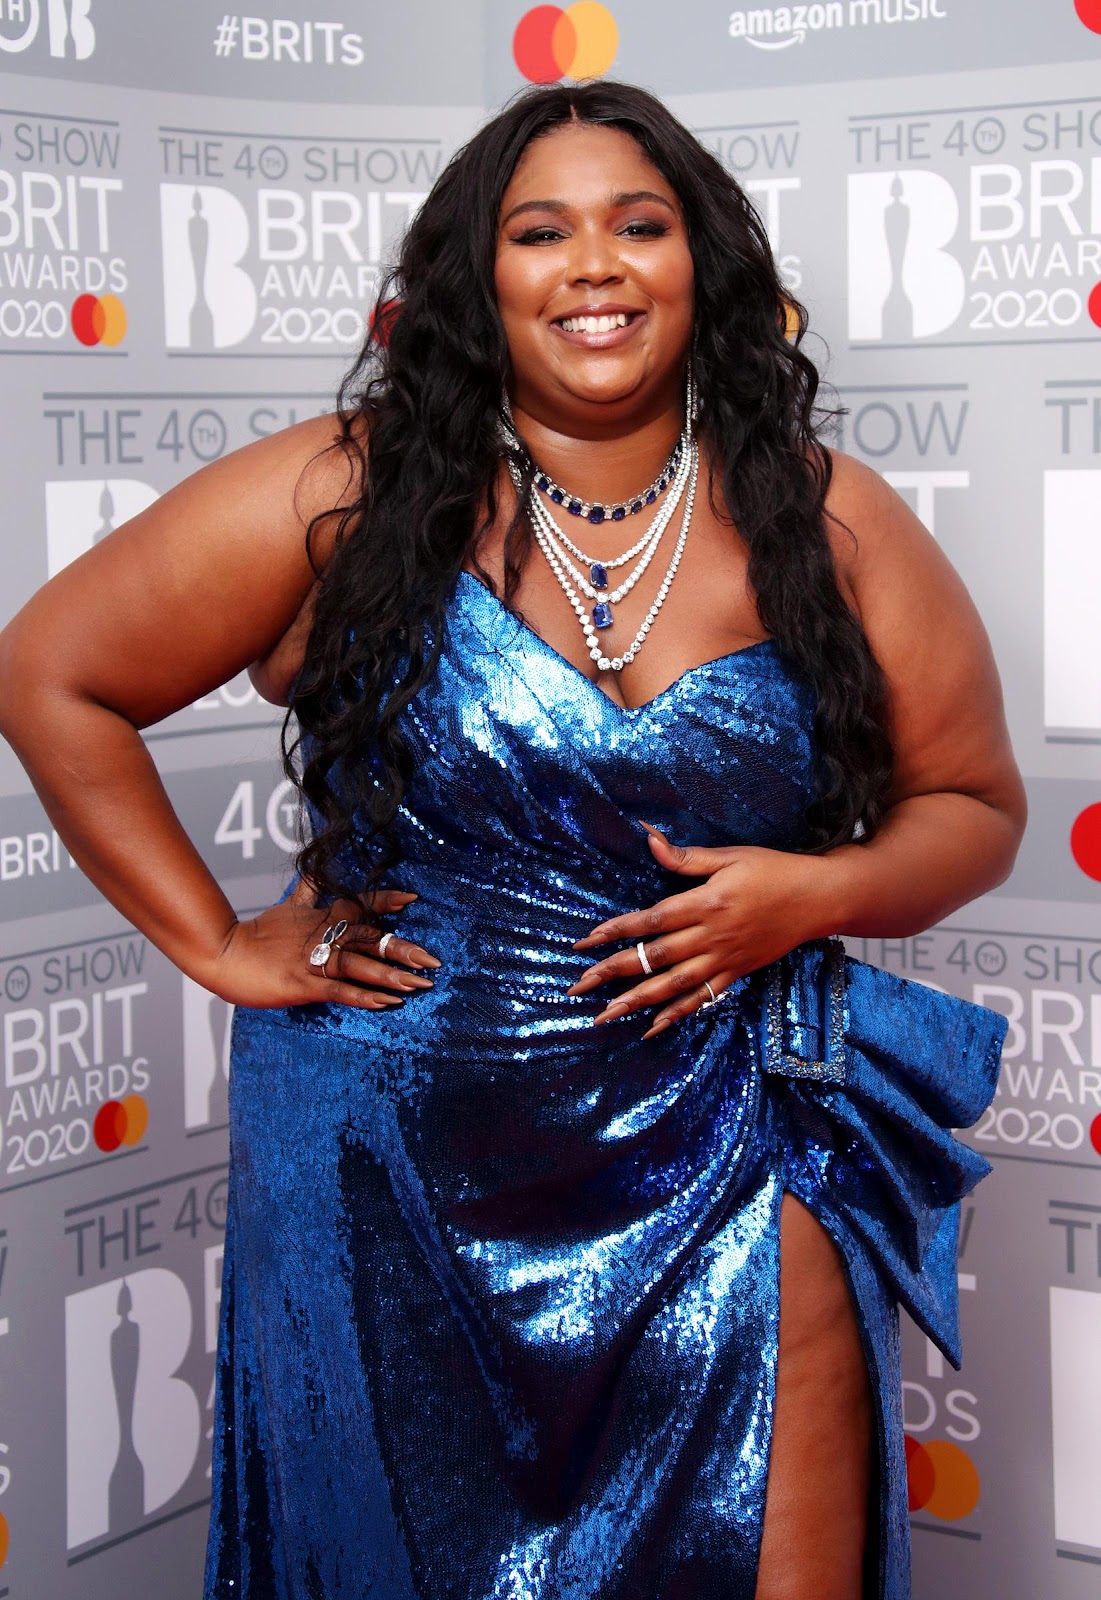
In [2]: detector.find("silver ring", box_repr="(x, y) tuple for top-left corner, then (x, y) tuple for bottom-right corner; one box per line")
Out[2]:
(308, 919), (348, 971)
(700, 979), (719, 1009)
(636, 940), (653, 976)
(377, 932), (394, 959)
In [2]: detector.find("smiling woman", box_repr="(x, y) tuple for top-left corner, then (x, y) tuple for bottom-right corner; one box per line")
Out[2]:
(0, 81), (1023, 1600)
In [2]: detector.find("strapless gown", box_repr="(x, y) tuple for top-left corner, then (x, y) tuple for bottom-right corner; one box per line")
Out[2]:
(204, 570), (1006, 1600)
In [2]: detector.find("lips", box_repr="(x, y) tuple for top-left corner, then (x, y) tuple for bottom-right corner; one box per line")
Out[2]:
(550, 306), (646, 348)
(551, 304), (644, 332)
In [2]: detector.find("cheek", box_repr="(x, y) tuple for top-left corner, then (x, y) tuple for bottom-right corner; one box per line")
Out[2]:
(661, 249), (695, 316)
(494, 251), (548, 325)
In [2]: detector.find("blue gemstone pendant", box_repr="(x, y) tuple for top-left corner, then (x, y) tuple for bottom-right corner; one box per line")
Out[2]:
(590, 562), (608, 589)
(592, 601), (613, 629)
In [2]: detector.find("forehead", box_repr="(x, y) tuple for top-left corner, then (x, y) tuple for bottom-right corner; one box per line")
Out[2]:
(500, 122), (677, 210)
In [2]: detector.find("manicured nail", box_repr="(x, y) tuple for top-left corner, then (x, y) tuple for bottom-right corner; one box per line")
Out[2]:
(643, 1020), (670, 1039)
(595, 1000), (629, 1024)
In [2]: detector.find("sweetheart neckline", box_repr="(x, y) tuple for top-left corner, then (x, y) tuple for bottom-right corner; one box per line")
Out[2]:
(455, 568), (781, 716)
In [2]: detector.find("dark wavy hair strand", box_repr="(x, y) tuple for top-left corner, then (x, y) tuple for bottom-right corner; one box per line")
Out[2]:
(285, 80), (894, 906)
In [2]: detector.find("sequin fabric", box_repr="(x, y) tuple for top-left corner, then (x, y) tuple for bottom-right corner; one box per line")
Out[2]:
(204, 571), (1007, 1600)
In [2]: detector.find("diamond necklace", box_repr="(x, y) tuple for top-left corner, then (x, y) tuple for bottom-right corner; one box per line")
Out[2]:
(517, 443), (690, 617)
(525, 439), (699, 674)
(499, 392), (688, 530)
(529, 434), (684, 526)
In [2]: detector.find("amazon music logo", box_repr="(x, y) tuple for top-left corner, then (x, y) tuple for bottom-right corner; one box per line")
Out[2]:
(728, 0), (947, 50)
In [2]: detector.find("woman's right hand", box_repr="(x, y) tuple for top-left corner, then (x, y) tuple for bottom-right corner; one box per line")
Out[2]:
(202, 878), (440, 1010)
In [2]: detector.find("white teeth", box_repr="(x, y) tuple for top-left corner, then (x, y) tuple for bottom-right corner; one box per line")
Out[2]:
(560, 312), (631, 334)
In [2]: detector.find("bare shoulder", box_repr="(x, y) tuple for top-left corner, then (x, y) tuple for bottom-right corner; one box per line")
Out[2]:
(0, 411), (366, 728)
(819, 446), (957, 621)
(197, 410), (362, 568)
(283, 411), (366, 566)
(240, 412), (366, 703)
(820, 447), (913, 572)
(818, 451), (1022, 813)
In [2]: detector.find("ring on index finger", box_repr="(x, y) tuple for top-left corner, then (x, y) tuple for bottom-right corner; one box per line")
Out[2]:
(377, 932), (394, 959)
(699, 979), (720, 1009)
(636, 940), (653, 976)
(308, 919), (348, 972)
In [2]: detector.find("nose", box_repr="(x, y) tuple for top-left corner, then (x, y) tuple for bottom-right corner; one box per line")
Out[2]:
(565, 222), (624, 287)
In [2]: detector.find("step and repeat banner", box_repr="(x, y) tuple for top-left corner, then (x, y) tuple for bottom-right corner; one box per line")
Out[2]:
(0, 3), (1097, 1597)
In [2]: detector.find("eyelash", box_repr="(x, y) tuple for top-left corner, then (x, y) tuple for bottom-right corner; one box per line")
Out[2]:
(512, 220), (670, 245)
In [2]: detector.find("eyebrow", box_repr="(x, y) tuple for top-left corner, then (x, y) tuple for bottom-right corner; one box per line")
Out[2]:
(500, 190), (678, 228)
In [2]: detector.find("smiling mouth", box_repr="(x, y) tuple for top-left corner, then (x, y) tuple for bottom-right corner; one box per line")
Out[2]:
(554, 311), (642, 334)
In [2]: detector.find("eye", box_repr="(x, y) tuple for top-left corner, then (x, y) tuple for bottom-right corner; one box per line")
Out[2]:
(621, 220), (670, 238)
(511, 226), (566, 245)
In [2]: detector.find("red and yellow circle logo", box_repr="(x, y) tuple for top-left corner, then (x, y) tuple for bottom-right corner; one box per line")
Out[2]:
(513, 3), (618, 83)
(906, 1436), (980, 1520)
(71, 292), (127, 348)
(93, 1094), (148, 1152)
(0, 1509), (8, 1570)
(1075, 0), (1101, 32)
(1071, 802), (1101, 881)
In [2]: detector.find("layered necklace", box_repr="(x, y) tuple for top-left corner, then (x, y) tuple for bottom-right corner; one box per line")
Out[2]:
(502, 389), (698, 674)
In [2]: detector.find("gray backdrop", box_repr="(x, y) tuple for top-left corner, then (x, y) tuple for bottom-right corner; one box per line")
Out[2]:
(0, 3), (1098, 1596)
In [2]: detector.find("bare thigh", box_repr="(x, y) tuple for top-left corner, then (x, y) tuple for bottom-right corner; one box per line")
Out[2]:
(754, 1193), (874, 1600)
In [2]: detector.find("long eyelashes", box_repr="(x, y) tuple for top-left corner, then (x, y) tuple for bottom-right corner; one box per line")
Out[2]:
(509, 221), (671, 246)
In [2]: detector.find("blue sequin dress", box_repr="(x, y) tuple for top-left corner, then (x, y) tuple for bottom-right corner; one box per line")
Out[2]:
(205, 570), (1006, 1599)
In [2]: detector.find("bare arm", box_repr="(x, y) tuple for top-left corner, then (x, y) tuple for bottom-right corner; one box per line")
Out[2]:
(803, 449), (1026, 936)
(0, 416), (435, 1005)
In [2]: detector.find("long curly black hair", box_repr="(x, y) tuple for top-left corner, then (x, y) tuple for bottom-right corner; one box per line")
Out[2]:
(286, 80), (893, 905)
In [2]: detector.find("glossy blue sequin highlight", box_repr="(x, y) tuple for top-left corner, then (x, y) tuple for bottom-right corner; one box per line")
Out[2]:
(205, 569), (1005, 1600)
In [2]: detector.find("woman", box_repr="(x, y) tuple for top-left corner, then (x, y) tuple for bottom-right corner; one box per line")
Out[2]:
(0, 83), (1024, 1600)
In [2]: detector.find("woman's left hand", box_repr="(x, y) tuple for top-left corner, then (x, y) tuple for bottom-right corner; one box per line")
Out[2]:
(567, 822), (830, 1038)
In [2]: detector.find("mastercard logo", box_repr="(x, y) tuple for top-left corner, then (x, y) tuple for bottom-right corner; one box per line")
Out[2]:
(1071, 801), (1101, 882)
(513, 3), (618, 83)
(0, 1510), (8, 1569)
(71, 292), (127, 348)
(906, 1436), (980, 1520)
(1075, 0), (1101, 32)
(93, 1094), (148, 1152)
